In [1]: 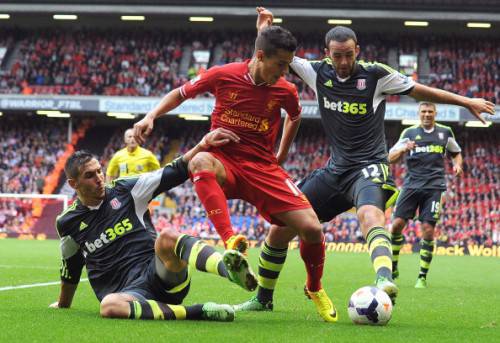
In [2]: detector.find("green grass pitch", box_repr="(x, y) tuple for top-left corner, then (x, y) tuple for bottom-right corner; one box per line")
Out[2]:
(0, 239), (498, 342)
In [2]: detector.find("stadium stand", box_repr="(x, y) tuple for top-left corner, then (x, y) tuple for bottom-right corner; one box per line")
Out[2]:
(0, 29), (497, 103)
(0, 116), (68, 193)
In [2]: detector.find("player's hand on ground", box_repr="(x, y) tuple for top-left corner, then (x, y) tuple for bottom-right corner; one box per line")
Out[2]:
(453, 164), (463, 177)
(200, 128), (240, 149)
(256, 7), (273, 31)
(133, 115), (154, 145)
(465, 98), (495, 124)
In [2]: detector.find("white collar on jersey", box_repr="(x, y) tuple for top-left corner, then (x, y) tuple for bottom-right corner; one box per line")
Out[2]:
(336, 75), (351, 82)
(245, 73), (268, 86)
(86, 200), (103, 210)
(422, 126), (435, 133)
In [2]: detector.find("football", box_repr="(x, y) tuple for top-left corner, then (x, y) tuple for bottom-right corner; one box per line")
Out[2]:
(348, 286), (393, 325)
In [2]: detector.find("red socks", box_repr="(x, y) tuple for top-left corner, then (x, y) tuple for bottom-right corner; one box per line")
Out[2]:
(299, 238), (325, 292)
(192, 171), (234, 242)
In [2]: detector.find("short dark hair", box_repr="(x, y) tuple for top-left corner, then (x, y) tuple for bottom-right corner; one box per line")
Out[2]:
(419, 102), (437, 111)
(324, 26), (358, 47)
(65, 150), (96, 179)
(255, 26), (297, 57)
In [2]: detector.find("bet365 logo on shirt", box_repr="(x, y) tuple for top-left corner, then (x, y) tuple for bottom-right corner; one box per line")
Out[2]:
(84, 218), (133, 253)
(323, 97), (367, 115)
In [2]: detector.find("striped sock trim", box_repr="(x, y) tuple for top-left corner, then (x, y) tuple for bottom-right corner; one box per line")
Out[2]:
(257, 242), (287, 303)
(176, 234), (226, 277)
(391, 233), (404, 264)
(367, 227), (393, 279)
(128, 300), (186, 320)
(419, 239), (435, 277)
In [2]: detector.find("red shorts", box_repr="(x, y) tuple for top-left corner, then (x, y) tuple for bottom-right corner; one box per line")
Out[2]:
(209, 150), (312, 225)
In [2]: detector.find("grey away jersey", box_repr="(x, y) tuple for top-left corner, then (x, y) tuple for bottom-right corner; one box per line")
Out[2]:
(56, 157), (188, 301)
(391, 124), (461, 189)
(291, 57), (415, 174)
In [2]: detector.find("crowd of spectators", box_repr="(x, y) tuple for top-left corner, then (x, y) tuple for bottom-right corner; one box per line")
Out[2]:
(1, 29), (497, 103)
(0, 29), (189, 96)
(427, 36), (499, 104)
(0, 115), (69, 236)
(0, 115), (68, 194)
(0, 198), (35, 235)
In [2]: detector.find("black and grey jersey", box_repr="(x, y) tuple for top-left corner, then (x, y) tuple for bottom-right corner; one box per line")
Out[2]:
(291, 57), (415, 174)
(56, 157), (189, 301)
(390, 123), (461, 189)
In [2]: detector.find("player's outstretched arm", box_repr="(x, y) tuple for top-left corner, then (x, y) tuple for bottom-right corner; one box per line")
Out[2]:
(49, 281), (79, 309)
(256, 7), (273, 32)
(409, 83), (495, 124)
(133, 88), (185, 144)
(182, 128), (240, 163)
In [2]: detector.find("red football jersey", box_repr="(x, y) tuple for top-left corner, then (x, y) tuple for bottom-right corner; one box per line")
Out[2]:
(180, 61), (301, 163)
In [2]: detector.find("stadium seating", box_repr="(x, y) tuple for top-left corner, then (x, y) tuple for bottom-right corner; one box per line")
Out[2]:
(0, 116), (68, 194)
(1, 29), (497, 103)
(427, 36), (498, 104)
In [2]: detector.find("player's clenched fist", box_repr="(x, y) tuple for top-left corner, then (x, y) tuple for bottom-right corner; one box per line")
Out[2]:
(133, 115), (154, 145)
(256, 7), (273, 31)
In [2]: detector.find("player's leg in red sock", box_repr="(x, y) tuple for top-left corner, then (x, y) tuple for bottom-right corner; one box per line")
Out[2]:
(189, 152), (234, 243)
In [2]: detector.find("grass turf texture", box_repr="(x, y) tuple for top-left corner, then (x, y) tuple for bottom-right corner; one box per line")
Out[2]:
(0, 239), (498, 342)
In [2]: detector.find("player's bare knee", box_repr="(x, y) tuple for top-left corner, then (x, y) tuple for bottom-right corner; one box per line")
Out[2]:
(391, 218), (406, 234)
(358, 205), (385, 229)
(421, 223), (435, 240)
(267, 225), (295, 248)
(189, 152), (215, 173)
(298, 220), (323, 243)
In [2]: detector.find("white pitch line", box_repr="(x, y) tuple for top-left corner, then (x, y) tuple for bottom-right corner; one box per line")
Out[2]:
(0, 278), (88, 292)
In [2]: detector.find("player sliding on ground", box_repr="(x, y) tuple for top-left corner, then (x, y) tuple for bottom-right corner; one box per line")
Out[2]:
(50, 129), (257, 322)
(235, 7), (496, 311)
(134, 26), (338, 322)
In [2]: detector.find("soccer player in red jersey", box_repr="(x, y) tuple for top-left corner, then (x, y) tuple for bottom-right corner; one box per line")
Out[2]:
(134, 26), (338, 322)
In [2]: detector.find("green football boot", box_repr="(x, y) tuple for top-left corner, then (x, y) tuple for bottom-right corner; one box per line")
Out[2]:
(223, 250), (258, 292)
(376, 275), (399, 305)
(233, 295), (273, 312)
(201, 302), (235, 322)
(415, 277), (428, 289)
